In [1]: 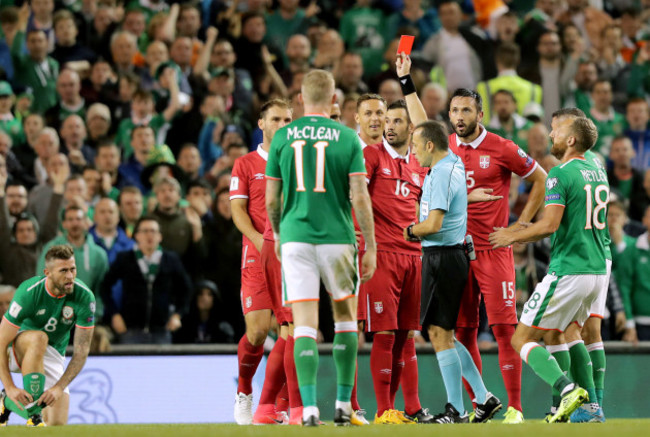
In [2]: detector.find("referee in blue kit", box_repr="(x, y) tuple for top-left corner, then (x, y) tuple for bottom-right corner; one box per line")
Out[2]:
(403, 120), (503, 423)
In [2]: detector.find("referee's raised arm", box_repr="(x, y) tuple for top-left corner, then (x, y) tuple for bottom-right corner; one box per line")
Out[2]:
(396, 53), (428, 126)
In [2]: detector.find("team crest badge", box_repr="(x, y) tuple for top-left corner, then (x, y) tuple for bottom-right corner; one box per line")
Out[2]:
(479, 155), (490, 169)
(62, 306), (74, 320)
(245, 296), (252, 309)
(517, 148), (527, 159)
(411, 173), (421, 187)
(374, 302), (383, 314)
(546, 177), (558, 190)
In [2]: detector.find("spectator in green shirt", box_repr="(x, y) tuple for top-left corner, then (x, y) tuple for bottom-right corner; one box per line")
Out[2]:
(339, 0), (385, 78)
(486, 89), (534, 152)
(0, 81), (25, 146)
(11, 28), (59, 114)
(265, 0), (310, 68)
(587, 79), (626, 157)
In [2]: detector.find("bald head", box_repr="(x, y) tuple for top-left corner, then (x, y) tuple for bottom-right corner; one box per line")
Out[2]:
(287, 34), (311, 63)
(57, 69), (81, 104)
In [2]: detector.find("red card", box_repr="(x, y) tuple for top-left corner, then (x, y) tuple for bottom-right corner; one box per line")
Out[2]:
(397, 35), (415, 55)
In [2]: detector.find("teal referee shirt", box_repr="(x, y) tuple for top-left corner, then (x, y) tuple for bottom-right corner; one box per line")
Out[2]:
(419, 151), (467, 247)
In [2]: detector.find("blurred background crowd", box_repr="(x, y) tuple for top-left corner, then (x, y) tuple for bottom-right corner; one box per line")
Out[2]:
(1, 0), (650, 349)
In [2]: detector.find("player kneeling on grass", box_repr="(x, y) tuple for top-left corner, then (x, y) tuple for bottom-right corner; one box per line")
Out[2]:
(489, 114), (608, 423)
(0, 245), (95, 427)
(404, 120), (503, 424)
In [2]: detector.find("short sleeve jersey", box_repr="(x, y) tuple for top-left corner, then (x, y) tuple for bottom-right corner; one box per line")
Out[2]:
(4, 276), (96, 355)
(449, 129), (538, 250)
(419, 151), (467, 247)
(230, 146), (269, 265)
(544, 156), (609, 276)
(584, 150), (612, 261)
(266, 115), (366, 244)
(364, 143), (428, 255)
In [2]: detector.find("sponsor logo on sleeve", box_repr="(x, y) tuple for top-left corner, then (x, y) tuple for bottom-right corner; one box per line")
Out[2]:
(525, 156), (534, 166)
(230, 177), (239, 191)
(9, 302), (21, 318)
(545, 194), (561, 201)
(517, 148), (527, 159)
(546, 177), (558, 190)
(90, 302), (96, 314)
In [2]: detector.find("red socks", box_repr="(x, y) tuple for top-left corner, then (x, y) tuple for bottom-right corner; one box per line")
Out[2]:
(259, 337), (287, 405)
(351, 361), (361, 411)
(371, 333), (395, 415)
(492, 324), (522, 411)
(284, 335), (303, 409)
(237, 334), (264, 394)
(455, 327), (480, 401)
(401, 337), (422, 415)
(389, 331), (408, 408)
(276, 383), (289, 412)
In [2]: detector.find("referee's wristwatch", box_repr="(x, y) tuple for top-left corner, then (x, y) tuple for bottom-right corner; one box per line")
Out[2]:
(406, 224), (417, 240)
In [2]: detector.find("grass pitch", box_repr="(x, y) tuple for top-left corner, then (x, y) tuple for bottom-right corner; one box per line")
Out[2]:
(5, 420), (650, 437)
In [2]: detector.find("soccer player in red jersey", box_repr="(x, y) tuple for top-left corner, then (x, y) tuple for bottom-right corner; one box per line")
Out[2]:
(230, 99), (294, 425)
(447, 89), (548, 422)
(361, 97), (431, 424)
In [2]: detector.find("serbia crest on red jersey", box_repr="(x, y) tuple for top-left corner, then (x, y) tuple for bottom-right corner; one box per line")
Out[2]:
(479, 155), (490, 169)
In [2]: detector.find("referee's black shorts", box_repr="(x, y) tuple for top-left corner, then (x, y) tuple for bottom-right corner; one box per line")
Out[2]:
(420, 245), (469, 330)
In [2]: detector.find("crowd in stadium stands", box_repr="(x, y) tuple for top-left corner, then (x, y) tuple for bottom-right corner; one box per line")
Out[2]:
(1, 0), (650, 347)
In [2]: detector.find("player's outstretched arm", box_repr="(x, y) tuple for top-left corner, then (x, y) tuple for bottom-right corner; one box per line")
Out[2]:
(467, 188), (504, 204)
(515, 166), (548, 225)
(0, 319), (31, 409)
(350, 174), (376, 282)
(489, 204), (564, 248)
(39, 325), (94, 406)
(396, 53), (427, 126)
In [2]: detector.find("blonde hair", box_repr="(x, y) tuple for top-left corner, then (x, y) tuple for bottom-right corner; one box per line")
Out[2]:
(301, 69), (335, 106)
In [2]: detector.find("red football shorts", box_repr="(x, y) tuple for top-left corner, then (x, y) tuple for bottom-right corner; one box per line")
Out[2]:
(456, 247), (518, 328)
(364, 251), (421, 332)
(240, 261), (272, 315)
(261, 239), (292, 324)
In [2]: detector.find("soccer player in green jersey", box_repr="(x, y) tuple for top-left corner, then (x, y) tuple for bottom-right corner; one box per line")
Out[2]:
(489, 114), (609, 423)
(539, 108), (612, 423)
(0, 245), (95, 427)
(265, 69), (377, 426)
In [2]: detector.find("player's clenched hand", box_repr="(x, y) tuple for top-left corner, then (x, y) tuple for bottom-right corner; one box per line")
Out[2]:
(489, 227), (514, 249)
(361, 249), (377, 283)
(6, 386), (32, 410)
(37, 385), (63, 407)
(395, 52), (411, 77)
(467, 188), (503, 204)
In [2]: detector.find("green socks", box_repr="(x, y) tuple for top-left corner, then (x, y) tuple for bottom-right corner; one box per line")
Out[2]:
(568, 340), (597, 404)
(587, 342), (606, 406)
(523, 343), (572, 393)
(332, 327), (358, 403)
(5, 373), (45, 419)
(294, 329), (319, 408)
(547, 344), (571, 408)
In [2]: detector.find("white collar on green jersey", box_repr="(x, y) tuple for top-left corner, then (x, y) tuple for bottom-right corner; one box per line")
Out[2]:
(256, 144), (268, 161)
(457, 125), (488, 149)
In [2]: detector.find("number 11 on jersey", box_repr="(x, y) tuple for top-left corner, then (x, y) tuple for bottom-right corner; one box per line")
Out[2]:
(291, 140), (328, 192)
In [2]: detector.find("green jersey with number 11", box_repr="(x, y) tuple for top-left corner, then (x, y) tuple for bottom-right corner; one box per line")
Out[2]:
(266, 114), (366, 244)
(544, 154), (609, 276)
(4, 276), (96, 355)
